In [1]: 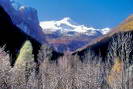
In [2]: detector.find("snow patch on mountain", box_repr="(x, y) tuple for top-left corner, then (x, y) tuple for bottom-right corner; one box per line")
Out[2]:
(40, 17), (110, 36)
(98, 28), (110, 34)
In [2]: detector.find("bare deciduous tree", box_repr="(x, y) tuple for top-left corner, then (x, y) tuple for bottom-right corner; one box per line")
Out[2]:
(0, 47), (11, 89)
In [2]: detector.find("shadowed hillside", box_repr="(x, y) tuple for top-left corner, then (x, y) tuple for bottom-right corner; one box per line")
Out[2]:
(1, 30), (133, 89)
(0, 5), (41, 66)
(73, 14), (133, 57)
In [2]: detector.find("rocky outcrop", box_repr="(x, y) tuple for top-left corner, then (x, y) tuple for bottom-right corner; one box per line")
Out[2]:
(0, 0), (45, 43)
(0, 6), (41, 66)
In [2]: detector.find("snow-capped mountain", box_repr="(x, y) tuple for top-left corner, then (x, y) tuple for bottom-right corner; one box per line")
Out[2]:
(40, 17), (111, 52)
(0, 0), (45, 43)
(40, 17), (110, 36)
(0, 0), (111, 52)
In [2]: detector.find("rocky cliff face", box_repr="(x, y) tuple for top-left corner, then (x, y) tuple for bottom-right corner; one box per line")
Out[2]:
(0, 0), (45, 43)
(0, 5), (41, 66)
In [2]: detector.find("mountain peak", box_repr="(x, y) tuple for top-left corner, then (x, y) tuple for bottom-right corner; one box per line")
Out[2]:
(40, 17), (110, 52)
(0, 0), (45, 43)
(40, 17), (110, 35)
(60, 17), (72, 23)
(19, 6), (27, 10)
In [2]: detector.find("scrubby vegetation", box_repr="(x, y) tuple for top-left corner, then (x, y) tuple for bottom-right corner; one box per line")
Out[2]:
(0, 31), (133, 89)
(116, 15), (133, 32)
(118, 21), (133, 31)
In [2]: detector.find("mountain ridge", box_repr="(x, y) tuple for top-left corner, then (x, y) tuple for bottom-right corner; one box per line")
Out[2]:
(0, 0), (45, 43)
(40, 17), (110, 36)
(73, 14), (133, 56)
(40, 17), (111, 52)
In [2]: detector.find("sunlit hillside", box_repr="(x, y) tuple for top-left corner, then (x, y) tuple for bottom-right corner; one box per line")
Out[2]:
(114, 15), (133, 32)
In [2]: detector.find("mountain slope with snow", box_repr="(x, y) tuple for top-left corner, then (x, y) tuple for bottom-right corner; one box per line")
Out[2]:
(40, 17), (110, 36)
(0, 0), (111, 52)
(40, 17), (111, 52)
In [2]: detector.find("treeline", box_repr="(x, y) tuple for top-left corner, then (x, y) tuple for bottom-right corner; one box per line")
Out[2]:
(0, 32), (133, 89)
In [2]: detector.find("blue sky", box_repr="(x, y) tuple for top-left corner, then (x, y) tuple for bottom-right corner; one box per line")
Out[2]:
(15, 0), (133, 28)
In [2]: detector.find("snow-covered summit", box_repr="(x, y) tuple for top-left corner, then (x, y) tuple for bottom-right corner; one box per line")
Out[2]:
(40, 17), (110, 36)
(40, 17), (111, 52)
